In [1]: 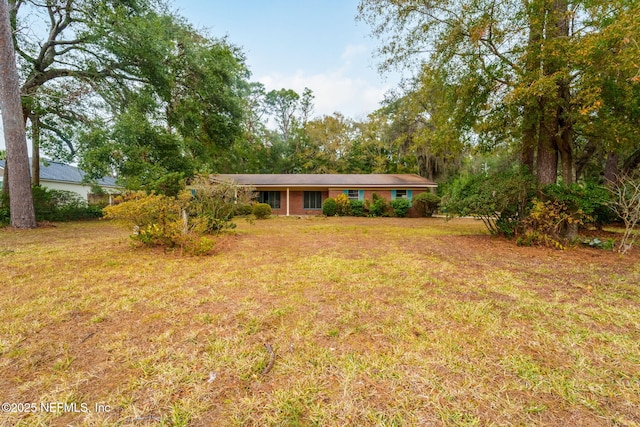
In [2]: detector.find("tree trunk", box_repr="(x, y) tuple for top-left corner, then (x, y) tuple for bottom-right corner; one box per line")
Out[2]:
(603, 151), (619, 185)
(521, 0), (543, 174)
(0, 0), (36, 228)
(31, 114), (40, 186)
(537, 101), (558, 185)
(521, 105), (536, 173)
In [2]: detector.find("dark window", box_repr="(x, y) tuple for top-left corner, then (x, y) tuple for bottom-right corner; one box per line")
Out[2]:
(259, 191), (281, 209)
(304, 191), (323, 209)
(395, 190), (408, 199)
(346, 189), (359, 200)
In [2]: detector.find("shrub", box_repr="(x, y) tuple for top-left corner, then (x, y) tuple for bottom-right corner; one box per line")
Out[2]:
(350, 199), (365, 217)
(442, 166), (536, 236)
(189, 176), (238, 233)
(103, 191), (213, 254)
(31, 186), (103, 221)
(390, 198), (411, 218)
(367, 193), (388, 217)
(0, 205), (9, 226)
(102, 175), (251, 254)
(234, 203), (253, 216)
(543, 182), (614, 229)
(335, 193), (352, 216)
(145, 172), (186, 197)
(322, 197), (337, 216)
(518, 198), (588, 249)
(413, 192), (441, 217)
(252, 203), (272, 219)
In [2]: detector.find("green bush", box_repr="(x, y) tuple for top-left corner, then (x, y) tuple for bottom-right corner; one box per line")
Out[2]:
(252, 203), (272, 219)
(32, 186), (102, 221)
(145, 172), (186, 197)
(543, 182), (615, 228)
(335, 193), (352, 216)
(0, 205), (9, 226)
(322, 197), (337, 216)
(103, 191), (214, 254)
(367, 193), (388, 217)
(442, 165), (536, 236)
(390, 198), (411, 217)
(234, 203), (253, 216)
(413, 192), (441, 217)
(350, 199), (365, 217)
(517, 198), (590, 249)
(102, 176), (252, 254)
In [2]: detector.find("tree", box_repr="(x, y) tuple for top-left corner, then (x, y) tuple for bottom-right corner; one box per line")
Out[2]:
(609, 173), (640, 254)
(357, 0), (640, 185)
(7, 0), (248, 191)
(0, 0), (36, 228)
(265, 88), (300, 147)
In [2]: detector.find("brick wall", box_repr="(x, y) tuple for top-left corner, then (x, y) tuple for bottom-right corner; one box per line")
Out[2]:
(266, 190), (327, 216)
(328, 188), (429, 217)
(263, 188), (431, 217)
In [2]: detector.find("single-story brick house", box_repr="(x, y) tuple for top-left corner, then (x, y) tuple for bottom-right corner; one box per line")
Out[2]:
(212, 174), (437, 216)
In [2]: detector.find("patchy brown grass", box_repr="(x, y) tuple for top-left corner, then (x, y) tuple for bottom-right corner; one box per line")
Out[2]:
(0, 217), (639, 426)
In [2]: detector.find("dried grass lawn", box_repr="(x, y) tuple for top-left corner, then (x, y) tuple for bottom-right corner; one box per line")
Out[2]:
(0, 217), (639, 426)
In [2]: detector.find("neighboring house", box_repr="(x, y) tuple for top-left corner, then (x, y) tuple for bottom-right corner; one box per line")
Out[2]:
(213, 174), (437, 217)
(0, 159), (119, 202)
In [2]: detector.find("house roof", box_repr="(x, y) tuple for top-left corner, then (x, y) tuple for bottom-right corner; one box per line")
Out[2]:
(212, 174), (437, 188)
(0, 159), (117, 187)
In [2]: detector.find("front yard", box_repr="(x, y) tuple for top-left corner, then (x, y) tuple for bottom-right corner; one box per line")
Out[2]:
(0, 217), (638, 426)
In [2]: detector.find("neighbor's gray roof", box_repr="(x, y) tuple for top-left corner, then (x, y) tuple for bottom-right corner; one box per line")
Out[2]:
(0, 159), (117, 187)
(213, 174), (437, 188)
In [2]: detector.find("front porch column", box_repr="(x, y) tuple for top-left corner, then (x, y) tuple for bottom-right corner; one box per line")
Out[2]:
(286, 187), (290, 216)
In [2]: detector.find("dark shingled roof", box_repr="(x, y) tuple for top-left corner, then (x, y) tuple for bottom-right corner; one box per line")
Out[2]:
(213, 174), (437, 188)
(0, 159), (117, 187)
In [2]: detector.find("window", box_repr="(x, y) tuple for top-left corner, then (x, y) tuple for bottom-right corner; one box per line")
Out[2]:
(304, 191), (323, 209)
(259, 191), (281, 209)
(346, 189), (359, 200)
(395, 190), (408, 199)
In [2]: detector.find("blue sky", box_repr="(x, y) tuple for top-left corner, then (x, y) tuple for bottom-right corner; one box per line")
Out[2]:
(172, 0), (401, 121)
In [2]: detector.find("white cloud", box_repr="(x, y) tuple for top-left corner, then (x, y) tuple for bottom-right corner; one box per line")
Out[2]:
(341, 44), (368, 62)
(258, 68), (394, 121)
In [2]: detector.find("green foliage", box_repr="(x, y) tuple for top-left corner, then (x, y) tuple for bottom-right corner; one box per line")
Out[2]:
(0, 205), (9, 226)
(413, 192), (441, 217)
(189, 176), (240, 234)
(252, 203), (272, 219)
(390, 198), (411, 217)
(31, 187), (103, 222)
(322, 197), (337, 216)
(103, 191), (214, 255)
(234, 203), (253, 216)
(145, 172), (186, 197)
(102, 176), (249, 254)
(542, 183), (615, 228)
(367, 193), (388, 217)
(334, 194), (352, 216)
(581, 237), (615, 251)
(349, 199), (365, 217)
(442, 166), (536, 236)
(517, 199), (589, 249)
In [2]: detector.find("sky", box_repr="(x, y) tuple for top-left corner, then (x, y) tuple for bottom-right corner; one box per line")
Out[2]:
(1, 0), (401, 152)
(172, 0), (401, 121)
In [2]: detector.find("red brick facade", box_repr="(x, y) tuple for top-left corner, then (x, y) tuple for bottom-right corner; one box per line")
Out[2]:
(261, 188), (428, 217)
(263, 190), (329, 216)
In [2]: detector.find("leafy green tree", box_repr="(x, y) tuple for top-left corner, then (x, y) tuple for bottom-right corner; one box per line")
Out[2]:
(358, 0), (640, 185)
